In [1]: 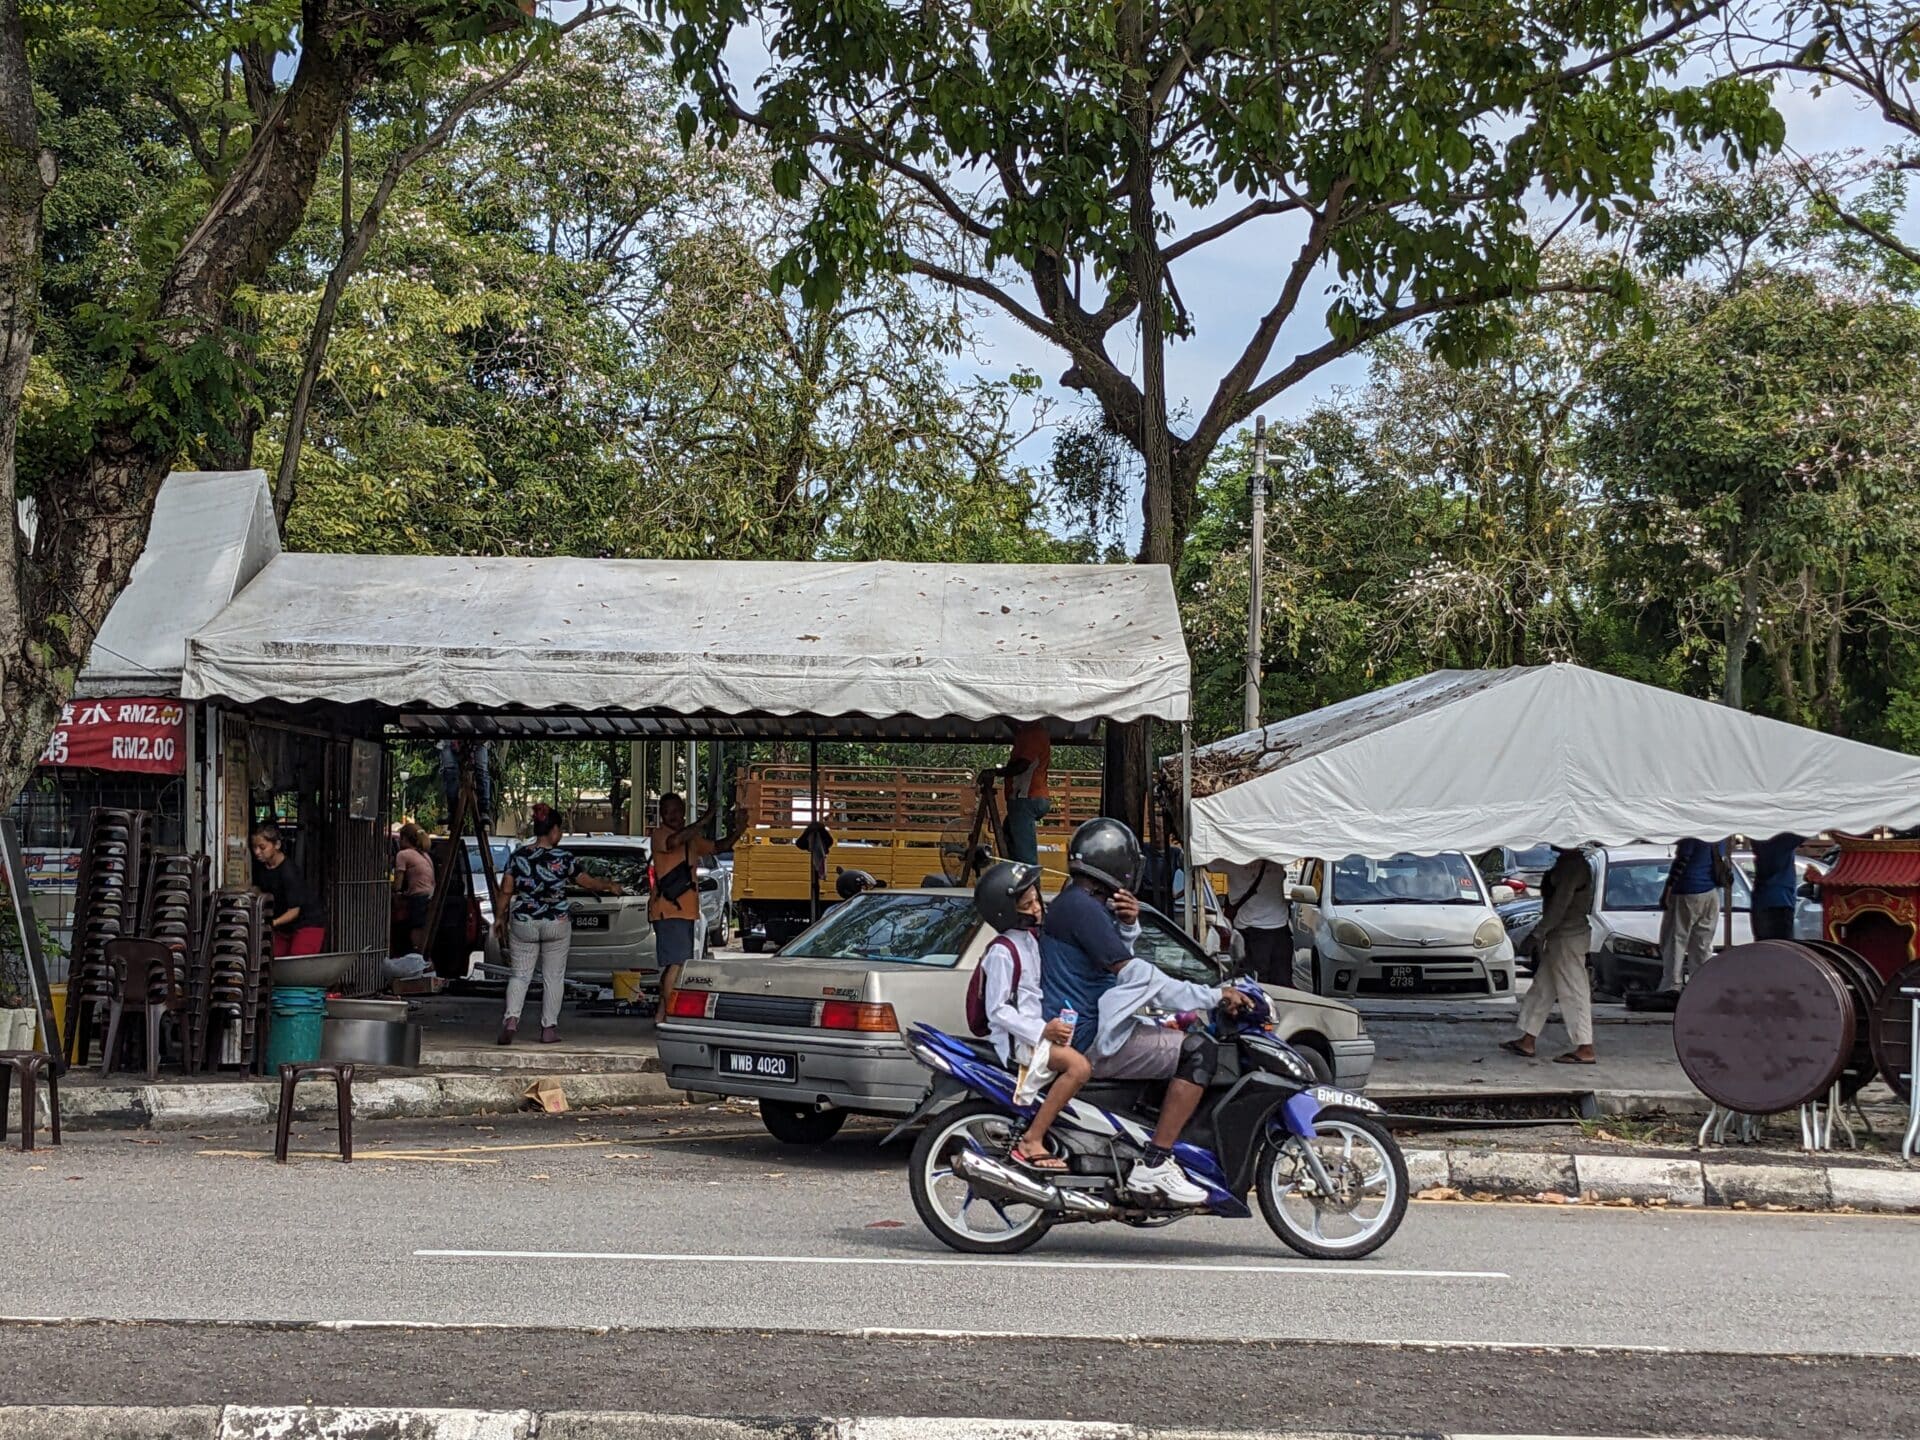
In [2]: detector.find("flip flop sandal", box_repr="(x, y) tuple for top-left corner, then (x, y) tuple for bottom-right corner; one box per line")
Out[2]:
(1012, 1145), (1068, 1172)
(1553, 1052), (1598, 1065)
(1498, 1039), (1534, 1057)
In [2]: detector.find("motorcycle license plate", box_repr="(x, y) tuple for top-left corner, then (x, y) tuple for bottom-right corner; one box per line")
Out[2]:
(571, 912), (609, 931)
(1383, 965), (1419, 990)
(720, 1048), (796, 1084)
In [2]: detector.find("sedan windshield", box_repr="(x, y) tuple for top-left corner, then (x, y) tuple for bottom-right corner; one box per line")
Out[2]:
(1332, 852), (1484, 906)
(783, 892), (980, 967)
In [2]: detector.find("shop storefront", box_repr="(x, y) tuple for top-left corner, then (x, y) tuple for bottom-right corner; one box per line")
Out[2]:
(7, 468), (281, 973)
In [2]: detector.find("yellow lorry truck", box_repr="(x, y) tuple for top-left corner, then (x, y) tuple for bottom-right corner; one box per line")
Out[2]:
(729, 763), (1102, 951)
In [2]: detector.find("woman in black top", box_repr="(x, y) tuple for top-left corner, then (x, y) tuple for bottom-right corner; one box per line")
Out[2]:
(251, 822), (329, 956)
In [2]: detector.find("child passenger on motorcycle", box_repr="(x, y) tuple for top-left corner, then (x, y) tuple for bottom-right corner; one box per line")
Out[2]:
(974, 860), (1093, 1172)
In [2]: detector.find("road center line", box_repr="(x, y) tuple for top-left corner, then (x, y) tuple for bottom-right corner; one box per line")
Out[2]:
(415, 1248), (1507, 1280)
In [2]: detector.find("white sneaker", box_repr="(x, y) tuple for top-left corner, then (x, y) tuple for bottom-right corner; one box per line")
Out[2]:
(1127, 1157), (1208, 1206)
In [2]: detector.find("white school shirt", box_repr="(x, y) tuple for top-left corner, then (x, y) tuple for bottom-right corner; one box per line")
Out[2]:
(980, 928), (1046, 1065)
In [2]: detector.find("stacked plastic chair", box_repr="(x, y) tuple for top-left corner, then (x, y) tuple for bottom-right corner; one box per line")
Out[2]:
(64, 808), (152, 1067)
(142, 856), (210, 1072)
(197, 890), (274, 1073)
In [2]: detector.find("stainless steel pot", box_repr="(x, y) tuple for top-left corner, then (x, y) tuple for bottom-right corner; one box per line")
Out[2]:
(321, 1016), (422, 1067)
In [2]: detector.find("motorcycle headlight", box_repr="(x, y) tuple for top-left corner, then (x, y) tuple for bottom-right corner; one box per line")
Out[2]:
(1474, 918), (1506, 949)
(1331, 918), (1372, 951)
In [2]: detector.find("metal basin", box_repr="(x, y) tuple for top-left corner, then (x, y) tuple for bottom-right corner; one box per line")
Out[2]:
(270, 951), (357, 988)
(321, 1016), (422, 1067)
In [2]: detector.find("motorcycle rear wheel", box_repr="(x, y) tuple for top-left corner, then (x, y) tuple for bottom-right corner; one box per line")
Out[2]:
(908, 1100), (1053, 1255)
(1257, 1110), (1408, 1261)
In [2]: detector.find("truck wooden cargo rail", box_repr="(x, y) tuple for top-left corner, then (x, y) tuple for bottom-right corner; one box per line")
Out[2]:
(729, 764), (1100, 951)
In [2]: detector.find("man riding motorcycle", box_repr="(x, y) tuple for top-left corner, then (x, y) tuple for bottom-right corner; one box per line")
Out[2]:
(1042, 818), (1253, 1206)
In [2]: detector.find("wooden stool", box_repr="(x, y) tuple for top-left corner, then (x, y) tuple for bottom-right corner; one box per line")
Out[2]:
(273, 1061), (354, 1164)
(0, 1051), (61, 1152)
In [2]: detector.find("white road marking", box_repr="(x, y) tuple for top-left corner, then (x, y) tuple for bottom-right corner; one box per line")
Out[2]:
(414, 1248), (1508, 1279)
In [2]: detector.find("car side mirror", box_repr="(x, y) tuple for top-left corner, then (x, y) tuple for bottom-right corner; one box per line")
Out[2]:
(1289, 884), (1318, 905)
(1492, 884), (1516, 904)
(1797, 881), (1820, 900)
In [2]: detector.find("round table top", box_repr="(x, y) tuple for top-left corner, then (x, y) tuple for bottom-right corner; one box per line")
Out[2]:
(1868, 959), (1920, 1104)
(1675, 941), (1857, 1114)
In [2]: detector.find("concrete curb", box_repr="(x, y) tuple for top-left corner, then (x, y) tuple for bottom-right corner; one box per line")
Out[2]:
(1409, 1145), (1920, 1213)
(2, 1067), (677, 1133)
(0, 1412), (1537, 1440)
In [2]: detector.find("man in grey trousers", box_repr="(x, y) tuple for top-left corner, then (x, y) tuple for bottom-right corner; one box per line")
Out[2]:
(1657, 837), (1725, 996)
(1502, 845), (1597, 1064)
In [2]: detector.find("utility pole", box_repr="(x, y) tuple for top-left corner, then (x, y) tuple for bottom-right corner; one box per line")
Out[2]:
(1244, 415), (1268, 734)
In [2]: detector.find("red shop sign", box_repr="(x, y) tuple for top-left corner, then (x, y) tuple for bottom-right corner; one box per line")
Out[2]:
(38, 697), (188, 775)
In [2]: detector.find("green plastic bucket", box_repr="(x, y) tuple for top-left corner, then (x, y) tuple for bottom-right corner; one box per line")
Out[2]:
(264, 986), (327, 1070)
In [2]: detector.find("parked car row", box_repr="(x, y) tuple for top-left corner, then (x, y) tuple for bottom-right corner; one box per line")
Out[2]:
(1497, 843), (1830, 999)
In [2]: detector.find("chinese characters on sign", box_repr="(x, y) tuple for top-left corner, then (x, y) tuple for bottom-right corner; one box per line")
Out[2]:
(37, 698), (187, 775)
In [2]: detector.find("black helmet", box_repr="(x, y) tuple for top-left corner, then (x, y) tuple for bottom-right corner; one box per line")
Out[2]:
(1067, 817), (1142, 894)
(835, 868), (883, 900)
(974, 860), (1044, 932)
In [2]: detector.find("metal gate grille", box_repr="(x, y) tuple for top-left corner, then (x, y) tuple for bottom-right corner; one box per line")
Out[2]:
(325, 739), (389, 994)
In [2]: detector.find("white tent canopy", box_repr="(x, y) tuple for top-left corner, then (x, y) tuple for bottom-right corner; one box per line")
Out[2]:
(182, 555), (1189, 731)
(1186, 664), (1920, 865)
(69, 470), (279, 696)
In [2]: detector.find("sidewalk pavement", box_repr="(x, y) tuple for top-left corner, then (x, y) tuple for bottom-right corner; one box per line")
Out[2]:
(0, 1409), (1738, 1440)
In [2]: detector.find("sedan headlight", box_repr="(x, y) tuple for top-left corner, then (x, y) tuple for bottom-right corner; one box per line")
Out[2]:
(1474, 917), (1506, 949)
(1612, 936), (1660, 959)
(1330, 918), (1372, 950)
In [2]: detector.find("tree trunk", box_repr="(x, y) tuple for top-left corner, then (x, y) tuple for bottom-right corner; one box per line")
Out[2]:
(1722, 569), (1761, 709)
(0, 7), (379, 808)
(1122, 0), (1175, 572)
(0, 0), (61, 808)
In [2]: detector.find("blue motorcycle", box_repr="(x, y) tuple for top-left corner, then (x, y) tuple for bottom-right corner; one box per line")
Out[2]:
(894, 1008), (1408, 1259)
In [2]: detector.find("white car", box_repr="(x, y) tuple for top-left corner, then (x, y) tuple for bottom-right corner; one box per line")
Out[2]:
(1290, 851), (1517, 999)
(1588, 845), (1753, 996)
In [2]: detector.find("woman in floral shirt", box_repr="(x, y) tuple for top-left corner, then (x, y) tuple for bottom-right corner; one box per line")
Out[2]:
(493, 811), (623, 1044)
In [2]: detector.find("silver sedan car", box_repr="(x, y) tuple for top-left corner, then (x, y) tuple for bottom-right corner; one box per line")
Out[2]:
(657, 887), (1376, 1145)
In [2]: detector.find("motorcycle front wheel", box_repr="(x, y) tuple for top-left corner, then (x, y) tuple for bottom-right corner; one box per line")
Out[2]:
(1257, 1110), (1408, 1260)
(908, 1099), (1053, 1255)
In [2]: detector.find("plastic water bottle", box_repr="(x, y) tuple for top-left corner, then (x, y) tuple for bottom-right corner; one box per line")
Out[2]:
(1058, 1007), (1077, 1037)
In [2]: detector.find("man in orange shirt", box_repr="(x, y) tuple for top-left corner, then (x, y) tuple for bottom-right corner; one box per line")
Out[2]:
(650, 791), (747, 1007)
(999, 721), (1052, 867)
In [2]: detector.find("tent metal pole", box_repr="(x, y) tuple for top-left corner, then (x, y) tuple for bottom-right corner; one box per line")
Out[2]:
(809, 740), (821, 923)
(1182, 722), (1197, 939)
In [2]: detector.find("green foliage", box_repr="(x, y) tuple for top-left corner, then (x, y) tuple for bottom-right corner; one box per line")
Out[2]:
(255, 19), (1067, 563)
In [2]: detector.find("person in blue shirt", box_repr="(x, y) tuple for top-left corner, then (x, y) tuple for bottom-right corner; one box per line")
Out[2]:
(1750, 833), (1804, 942)
(1040, 818), (1250, 1205)
(1658, 836), (1729, 994)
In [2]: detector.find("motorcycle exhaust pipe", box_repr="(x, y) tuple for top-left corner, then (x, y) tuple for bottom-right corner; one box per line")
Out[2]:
(951, 1149), (1116, 1219)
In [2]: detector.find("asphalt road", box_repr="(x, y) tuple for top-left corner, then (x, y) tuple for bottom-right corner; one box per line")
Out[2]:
(2, 1106), (1917, 1434)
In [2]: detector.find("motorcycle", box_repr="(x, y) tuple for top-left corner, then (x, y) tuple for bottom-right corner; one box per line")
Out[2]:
(891, 1004), (1408, 1260)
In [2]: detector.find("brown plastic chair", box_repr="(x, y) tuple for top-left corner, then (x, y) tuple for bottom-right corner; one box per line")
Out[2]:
(274, 1062), (354, 1163)
(100, 938), (188, 1080)
(0, 1051), (61, 1151)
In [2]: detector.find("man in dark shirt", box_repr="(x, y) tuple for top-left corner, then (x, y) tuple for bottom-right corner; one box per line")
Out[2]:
(1658, 837), (1727, 994)
(1040, 818), (1243, 1206)
(1750, 833), (1804, 941)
